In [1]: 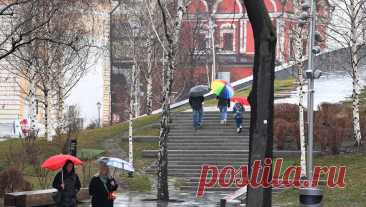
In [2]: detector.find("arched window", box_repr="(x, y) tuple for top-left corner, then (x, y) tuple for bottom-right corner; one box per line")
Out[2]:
(220, 23), (235, 52)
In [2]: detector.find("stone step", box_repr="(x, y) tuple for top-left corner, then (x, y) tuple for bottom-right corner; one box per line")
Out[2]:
(172, 113), (251, 118)
(167, 142), (249, 146)
(169, 160), (248, 165)
(169, 146), (249, 150)
(170, 126), (249, 131)
(143, 150), (248, 159)
(168, 135), (249, 139)
(168, 138), (248, 142)
(168, 133), (248, 137)
(168, 149), (249, 154)
(171, 119), (250, 124)
(168, 164), (246, 170)
(168, 138), (249, 142)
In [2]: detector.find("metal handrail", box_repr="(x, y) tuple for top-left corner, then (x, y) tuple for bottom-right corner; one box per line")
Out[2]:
(220, 186), (247, 207)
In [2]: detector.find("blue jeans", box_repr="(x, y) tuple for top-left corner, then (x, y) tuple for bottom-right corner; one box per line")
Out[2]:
(192, 108), (203, 128)
(219, 106), (228, 121)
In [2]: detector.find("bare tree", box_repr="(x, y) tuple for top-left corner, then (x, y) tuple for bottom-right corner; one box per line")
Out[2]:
(326, 0), (366, 147)
(4, 0), (93, 141)
(155, 0), (185, 201)
(0, 0), (60, 61)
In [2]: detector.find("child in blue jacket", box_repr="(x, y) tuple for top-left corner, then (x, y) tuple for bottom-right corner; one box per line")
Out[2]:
(233, 102), (244, 133)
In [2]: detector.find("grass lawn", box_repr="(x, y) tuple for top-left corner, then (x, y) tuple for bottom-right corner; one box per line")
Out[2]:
(119, 141), (158, 171)
(0, 114), (160, 192)
(273, 154), (366, 207)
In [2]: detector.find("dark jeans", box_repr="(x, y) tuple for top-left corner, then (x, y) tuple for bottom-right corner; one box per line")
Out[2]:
(192, 108), (203, 128)
(235, 118), (243, 128)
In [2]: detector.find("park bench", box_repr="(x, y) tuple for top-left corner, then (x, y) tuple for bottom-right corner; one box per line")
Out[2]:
(4, 188), (89, 207)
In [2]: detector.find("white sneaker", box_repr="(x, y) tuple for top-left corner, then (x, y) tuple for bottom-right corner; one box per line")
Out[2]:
(237, 128), (240, 133)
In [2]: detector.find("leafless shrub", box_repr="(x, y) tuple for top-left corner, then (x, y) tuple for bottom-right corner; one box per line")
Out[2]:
(0, 167), (32, 196)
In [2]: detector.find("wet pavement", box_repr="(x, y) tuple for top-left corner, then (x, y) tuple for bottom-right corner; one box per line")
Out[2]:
(80, 190), (230, 207)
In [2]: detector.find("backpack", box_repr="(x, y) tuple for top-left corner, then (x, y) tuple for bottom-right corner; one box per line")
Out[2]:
(234, 103), (244, 119)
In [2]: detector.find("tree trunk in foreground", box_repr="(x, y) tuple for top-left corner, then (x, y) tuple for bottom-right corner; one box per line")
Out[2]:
(156, 0), (185, 201)
(350, 1), (362, 147)
(242, 0), (276, 206)
(293, 0), (306, 177)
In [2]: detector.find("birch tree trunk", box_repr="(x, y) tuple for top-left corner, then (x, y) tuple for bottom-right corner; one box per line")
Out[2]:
(44, 90), (51, 141)
(29, 79), (37, 138)
(156, 0), (184, 201)
(350, 0), (362, 146)
(293, 0), (306, 178)
(242, 0), (276, 206)
(146, 38), (153, 115)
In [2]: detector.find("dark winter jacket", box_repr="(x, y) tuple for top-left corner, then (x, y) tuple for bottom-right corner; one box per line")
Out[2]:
(89, 175), (118, 207)
(217, 97), (230, 108)
(189, 96), (204, 110)
(52, 160), (81, 207)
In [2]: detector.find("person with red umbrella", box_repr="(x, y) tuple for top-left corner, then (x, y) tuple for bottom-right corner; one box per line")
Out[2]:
(50, 159), (81, 207)
(231, 96), (248, 133)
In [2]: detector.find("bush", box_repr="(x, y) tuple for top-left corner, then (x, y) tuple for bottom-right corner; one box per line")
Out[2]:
(314, 103), (352, 154)
(274, 118), (299, 150)
(274, 104), (299, 123)
(0, 167), (32, 196)
(274, 104), (299, 150)
(274, 103), (354, 154)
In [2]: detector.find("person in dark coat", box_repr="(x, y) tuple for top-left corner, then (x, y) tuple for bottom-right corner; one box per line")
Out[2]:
(189, 96), (204, 129)
(217, 96), (230, 124)
(89, 162), (118, 207)
(52, 160), (81, 207)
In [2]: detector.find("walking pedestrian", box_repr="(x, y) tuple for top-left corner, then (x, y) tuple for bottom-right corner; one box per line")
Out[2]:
(217, 96), (230, 124)
(52, 160), (81, 207)
(233, 102), (244, 133)
(89, 162), (118, 207)
(189, 95), (204, 129)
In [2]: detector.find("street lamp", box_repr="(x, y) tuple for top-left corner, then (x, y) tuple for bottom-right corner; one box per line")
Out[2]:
(209, 15), (217, 82)
(96, 102), (102, 128)
(299, 0), (323, 206)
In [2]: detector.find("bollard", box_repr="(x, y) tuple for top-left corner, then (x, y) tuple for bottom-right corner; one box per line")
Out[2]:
(299, 187), (323, 207)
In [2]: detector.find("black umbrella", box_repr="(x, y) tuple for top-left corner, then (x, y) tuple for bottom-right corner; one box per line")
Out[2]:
(189, 85), (210, 97)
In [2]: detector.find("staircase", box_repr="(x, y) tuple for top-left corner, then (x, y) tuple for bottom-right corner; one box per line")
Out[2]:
(169, 111), (250, 191)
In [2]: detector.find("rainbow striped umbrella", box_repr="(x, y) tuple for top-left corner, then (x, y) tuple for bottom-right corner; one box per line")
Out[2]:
(211, 79), (234, 99)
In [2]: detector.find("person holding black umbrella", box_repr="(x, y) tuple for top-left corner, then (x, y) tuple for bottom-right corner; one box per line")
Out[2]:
(189, 85), (208, 130)
(189, 95), (204, 130)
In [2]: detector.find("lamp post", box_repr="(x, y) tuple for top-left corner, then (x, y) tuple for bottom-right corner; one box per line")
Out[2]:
(299, 0), (323, 206)
(96, 102), (101, 128)
(209, 15), (216, 82)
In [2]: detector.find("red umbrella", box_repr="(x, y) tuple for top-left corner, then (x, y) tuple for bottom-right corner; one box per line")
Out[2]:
(231, 96), (250, 106)
(41, 154), (83, 171)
